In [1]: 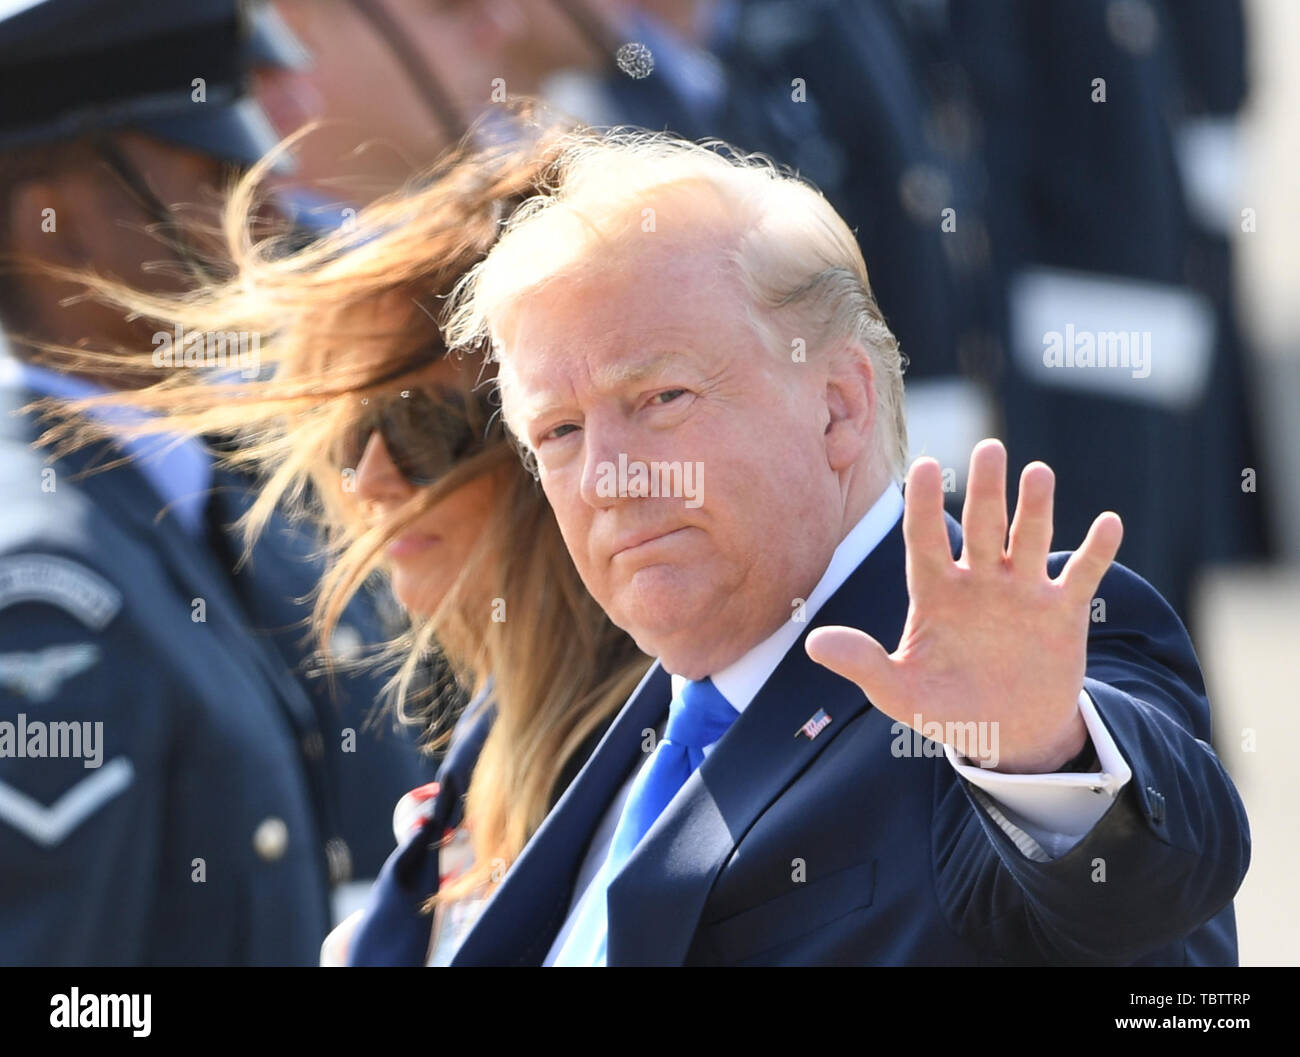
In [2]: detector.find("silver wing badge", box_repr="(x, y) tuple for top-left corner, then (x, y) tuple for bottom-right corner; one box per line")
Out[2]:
(0, 644), (102, 703)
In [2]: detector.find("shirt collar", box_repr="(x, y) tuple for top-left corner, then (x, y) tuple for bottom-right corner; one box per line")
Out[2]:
(0, 353), (213, 536)
(670, 482), (905, 710)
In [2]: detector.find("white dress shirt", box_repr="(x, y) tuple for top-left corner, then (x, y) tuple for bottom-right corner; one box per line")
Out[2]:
(544, 483), (1132, 964)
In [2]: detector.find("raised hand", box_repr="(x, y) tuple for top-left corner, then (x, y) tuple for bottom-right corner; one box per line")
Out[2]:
(806, 439), (1123, 773)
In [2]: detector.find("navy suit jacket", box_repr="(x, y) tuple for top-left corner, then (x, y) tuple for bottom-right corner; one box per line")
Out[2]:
(450, 515), (1249, 966)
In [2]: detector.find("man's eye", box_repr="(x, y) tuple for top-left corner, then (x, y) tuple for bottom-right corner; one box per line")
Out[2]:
(651, 388), (688, 405)
(541, 423), (580, 442)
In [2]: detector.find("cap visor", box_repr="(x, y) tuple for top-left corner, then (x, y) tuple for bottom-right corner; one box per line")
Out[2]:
(137, 96), (295, 173)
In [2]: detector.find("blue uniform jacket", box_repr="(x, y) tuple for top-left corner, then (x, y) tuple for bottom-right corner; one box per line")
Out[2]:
(0, 379), (434, 965)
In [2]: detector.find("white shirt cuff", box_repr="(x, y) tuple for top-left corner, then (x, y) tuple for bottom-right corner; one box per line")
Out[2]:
(944, 690), (1133, 860)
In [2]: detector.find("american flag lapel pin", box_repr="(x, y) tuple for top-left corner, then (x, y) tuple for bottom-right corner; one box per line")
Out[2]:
(796, 708), (832, 740)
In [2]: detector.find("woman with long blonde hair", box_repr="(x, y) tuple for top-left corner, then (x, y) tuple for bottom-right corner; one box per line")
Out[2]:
(37, 128), (651, 964)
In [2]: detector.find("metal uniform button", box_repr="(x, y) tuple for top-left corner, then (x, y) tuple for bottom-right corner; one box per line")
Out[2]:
(330, 623), (363, 662)
(944, 214), (991, 273)
(927, 98), (976, 160)
(325, 836), (353, 885)
(898, 163), (953, 225)
(1106, 0), (1159, 56)
(253, 816), (289, 861)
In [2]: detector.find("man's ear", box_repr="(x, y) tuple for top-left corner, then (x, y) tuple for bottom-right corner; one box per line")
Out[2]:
(823, 343), (876, 472)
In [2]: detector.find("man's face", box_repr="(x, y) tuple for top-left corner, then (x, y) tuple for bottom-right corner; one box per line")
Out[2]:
(1, 131), (228, 366)
(81, 132), (228, 289)
(424, 0), (613, 93)
(258, 0), (473, 196)
(501, 228), (851, 678)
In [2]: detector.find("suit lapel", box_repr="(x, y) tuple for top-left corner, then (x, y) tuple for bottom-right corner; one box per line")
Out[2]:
(451, 661), (674, 965)
(606, 515), (917, 965)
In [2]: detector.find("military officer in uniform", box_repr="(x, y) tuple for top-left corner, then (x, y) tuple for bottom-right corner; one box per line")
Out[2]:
(0, 0), (433, 965)
(708, 0), (1001, 496)
(949, 0), (1221, 621)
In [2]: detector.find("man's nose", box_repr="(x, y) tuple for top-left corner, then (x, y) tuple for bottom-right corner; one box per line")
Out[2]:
(354, 431), (414, 505)
(578, 415), (633, 510)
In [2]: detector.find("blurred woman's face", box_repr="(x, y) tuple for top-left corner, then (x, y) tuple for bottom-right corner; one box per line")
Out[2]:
(352, 357), (504, 617)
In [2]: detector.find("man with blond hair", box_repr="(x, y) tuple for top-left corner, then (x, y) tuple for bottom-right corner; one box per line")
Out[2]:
(444, 130), (1248, 966)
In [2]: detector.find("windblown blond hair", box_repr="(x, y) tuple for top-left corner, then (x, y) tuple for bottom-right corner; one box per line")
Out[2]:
(445, 128), (909, 479)
(29, 124), (650, 907)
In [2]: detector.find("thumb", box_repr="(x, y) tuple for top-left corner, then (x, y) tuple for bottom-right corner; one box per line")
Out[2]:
(805, 626), (897, 704)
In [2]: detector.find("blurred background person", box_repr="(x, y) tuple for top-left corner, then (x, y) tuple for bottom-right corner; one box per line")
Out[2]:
(1161, 0), (1271, 570)
(0, 0), (433, 965)
(706, 0), (1001, 513)
(254, 0), (479, 213)
(943, 0), (1269, 624)
(250, 0), (699, 206)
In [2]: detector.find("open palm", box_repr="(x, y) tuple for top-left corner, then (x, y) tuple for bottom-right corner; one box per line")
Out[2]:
(806, 439), (1123, 774)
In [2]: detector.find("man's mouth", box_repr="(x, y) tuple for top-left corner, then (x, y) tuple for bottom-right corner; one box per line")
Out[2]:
(610, 527), (688, 559)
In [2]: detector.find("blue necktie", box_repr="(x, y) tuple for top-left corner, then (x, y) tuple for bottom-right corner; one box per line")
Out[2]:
(551, 677), (738, 966)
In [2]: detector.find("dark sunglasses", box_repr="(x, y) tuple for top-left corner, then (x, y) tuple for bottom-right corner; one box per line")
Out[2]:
(341, 383), (497, 487)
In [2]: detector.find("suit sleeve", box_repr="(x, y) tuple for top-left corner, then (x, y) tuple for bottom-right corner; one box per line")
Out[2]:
(0, 561), (178, 965)
(930, 558), (1250, 964)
